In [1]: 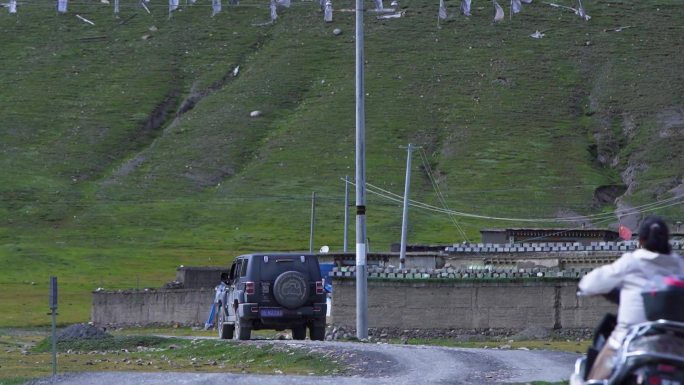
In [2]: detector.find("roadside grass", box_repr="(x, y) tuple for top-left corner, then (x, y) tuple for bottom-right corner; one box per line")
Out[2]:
(390, 337), (590, 354)
(110, 326), (284, 339)
(0, 379), (33, 385)
(1, 0), (683, 328)
(0, 331), (343, 382)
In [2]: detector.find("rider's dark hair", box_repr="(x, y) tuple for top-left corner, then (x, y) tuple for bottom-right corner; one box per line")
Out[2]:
(638, 216), (671, 254)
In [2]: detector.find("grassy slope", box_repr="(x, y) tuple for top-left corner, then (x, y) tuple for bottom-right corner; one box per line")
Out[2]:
(0, 0), (683, 326)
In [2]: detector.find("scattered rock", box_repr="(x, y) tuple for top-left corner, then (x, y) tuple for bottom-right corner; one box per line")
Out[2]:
(57, 323), (111, 341)
(249, 110), (262, 117)
(333, 28), (342, 35)
(511, 325), (551, 340)
(149, 25), (158, 32)
(161, 280), (183, 289)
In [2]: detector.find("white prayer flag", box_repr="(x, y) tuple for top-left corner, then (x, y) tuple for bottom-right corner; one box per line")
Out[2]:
(276, 0), (290, 7)
(576, 0), (590, 20)
(438, 0), (447, 20)
(493, 0), (504, 21)
(212, 0), (221, 15)
(511, 0), (521, 13)
(460, 0), (471, 16)
(114, 0), (120, 15)
(374, 0), (383, 10)
(57, 0), (68, 13)
(521, 0), (531, 3)
(169, 0), (179, 13)
(324, 0), (332, 22)
(9, 0), (17, 13)
(270, 0), (277, 21)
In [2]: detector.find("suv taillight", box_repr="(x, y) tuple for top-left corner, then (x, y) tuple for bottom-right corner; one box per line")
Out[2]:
(315, 280), (324, 295)
(245, 281), (255, 295)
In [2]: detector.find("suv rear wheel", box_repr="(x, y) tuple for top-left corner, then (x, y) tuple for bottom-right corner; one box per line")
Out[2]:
(309, 324), (325, 341)
(234, 312), (251, 340)
(292, 324), (307, 340)
(218, 305), (234, 339)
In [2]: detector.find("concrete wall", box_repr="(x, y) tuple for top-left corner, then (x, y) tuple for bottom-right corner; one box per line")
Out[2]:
(176, 267), (228, 289)
(331, 278), (615, 330)
(91, 279), (615, 330)
(91, 289), (214, 326)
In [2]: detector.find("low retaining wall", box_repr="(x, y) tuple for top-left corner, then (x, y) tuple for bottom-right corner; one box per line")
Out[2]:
(176, 267), (228, 289)
(91, 278), (615, 330)
(91, 289), (214, 326)
(331, 278), (616, 330)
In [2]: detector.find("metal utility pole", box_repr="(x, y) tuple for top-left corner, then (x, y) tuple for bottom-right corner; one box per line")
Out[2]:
(399, 143), (414, 270)
(344, 175), (349, 253)
(355, 0), (368, 340)
(309, 191), (316, 253)
(49, 276), (58, 376)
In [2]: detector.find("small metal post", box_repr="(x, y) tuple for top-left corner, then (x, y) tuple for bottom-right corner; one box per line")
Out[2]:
(49, 276), (58, 376)
(309, 191), (316, 253)
(399, 143), (414, 270)
(344, 176), (349, 253)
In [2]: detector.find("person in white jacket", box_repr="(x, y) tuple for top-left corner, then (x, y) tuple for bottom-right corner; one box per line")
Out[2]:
(579, 216), (684, 379)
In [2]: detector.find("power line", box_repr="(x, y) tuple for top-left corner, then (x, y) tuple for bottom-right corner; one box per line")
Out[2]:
(347, 179), (684, 224)
(417, 147), (469, 242)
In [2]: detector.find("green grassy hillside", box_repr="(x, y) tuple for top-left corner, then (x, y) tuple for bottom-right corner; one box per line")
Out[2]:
(1, 0), (683, 326)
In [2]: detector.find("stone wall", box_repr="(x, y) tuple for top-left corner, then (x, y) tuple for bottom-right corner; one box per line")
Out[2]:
(330, 278), (615, 330)
(91, 289), (214, 326)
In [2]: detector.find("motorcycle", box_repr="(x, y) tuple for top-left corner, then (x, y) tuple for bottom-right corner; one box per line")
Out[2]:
(571, 275), (684, 385)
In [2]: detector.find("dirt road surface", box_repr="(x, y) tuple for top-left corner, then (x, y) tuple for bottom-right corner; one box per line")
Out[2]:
(26, 339), (579, 385)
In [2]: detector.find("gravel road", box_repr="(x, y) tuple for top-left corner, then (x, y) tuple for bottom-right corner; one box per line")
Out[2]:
(26, 340), (579, 385)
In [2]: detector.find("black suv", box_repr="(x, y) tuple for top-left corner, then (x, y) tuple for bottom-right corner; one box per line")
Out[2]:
(216, 253), (327, 340)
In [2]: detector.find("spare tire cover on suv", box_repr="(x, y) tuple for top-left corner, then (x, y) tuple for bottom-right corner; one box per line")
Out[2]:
(273, 271), (309, 309)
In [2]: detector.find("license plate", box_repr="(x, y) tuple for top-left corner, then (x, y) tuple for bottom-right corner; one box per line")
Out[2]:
(260, 308), (283, 317)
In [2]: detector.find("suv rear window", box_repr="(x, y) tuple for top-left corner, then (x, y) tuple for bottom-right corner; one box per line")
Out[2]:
(259, 255), (320, 281)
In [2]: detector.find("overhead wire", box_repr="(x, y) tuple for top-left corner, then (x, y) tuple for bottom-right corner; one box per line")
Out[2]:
(344, 178), (684, 224)
(416, 147), (469, 242)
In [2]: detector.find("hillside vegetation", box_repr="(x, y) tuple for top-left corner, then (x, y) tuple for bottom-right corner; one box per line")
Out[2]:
(1, 0), (683, 326)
